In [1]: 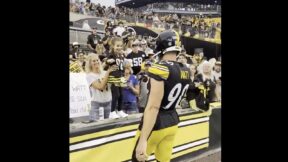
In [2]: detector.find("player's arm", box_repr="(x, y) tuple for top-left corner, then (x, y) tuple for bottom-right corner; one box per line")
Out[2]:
(136, 63), (168, 160)
(136, 78), (164, 160)
(139, 78), (163, 141)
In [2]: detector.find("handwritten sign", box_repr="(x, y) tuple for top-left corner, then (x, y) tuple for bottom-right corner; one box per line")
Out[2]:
(70, 73), (91, 118)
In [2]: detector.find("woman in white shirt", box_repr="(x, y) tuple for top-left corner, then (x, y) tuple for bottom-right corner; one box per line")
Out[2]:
(85, 53), (117, 122)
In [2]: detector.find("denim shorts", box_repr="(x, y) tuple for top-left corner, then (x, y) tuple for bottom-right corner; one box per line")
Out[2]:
(89, 101), (111, 121)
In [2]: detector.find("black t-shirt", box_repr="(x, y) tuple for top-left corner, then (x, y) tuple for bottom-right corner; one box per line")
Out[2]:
(87, 34), (101, 49)
(126, 51), (147, 75)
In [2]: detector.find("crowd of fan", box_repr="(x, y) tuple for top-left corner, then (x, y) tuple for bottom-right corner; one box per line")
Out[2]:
(146, 14), (221, 39)
(70, 1), (221, 40)
(70, 1), (121, 18)
(142, 2), (219, 11)
(70, 1), (219, 17)
(69, 20), (221, 123)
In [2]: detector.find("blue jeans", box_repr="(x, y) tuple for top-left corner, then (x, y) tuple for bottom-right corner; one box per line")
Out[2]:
(89, 101), (111, 121)
(123, 102), (138, 114)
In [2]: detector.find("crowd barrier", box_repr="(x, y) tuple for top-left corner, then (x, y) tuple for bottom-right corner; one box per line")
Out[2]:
(70, 103), (221, 162)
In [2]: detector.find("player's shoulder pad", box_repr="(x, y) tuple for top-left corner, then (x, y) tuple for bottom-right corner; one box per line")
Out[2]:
(148, 61), (170, 81)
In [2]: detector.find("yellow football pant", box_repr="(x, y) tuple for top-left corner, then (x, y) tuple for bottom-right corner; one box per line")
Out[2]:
(132, 125), (178, 162)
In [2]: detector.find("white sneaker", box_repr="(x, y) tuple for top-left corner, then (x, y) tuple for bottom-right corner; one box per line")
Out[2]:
(109, 111), (120, 119)
(117, 110), (128, 118)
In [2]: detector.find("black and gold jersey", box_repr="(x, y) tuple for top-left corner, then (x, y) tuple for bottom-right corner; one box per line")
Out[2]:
(139, 60), (192, 130)
(106, 53), (125, 84)
(148, 60), (191, 111)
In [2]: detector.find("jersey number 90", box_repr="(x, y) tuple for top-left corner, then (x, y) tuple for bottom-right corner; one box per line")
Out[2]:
(164, 83), (189, 109)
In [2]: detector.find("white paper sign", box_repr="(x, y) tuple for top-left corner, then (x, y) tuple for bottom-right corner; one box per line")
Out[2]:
(70, 73), (91, 118)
